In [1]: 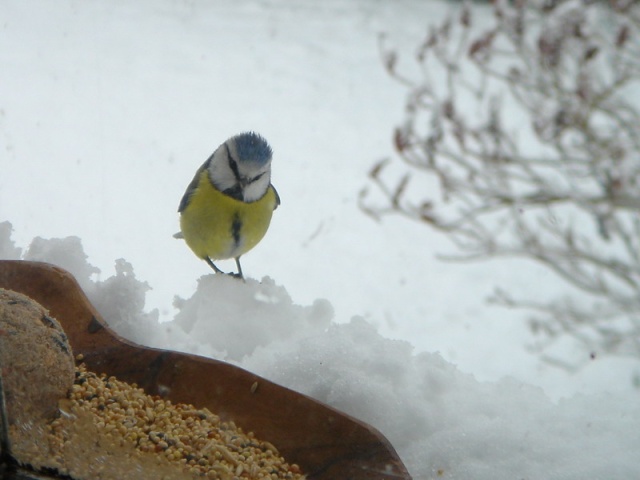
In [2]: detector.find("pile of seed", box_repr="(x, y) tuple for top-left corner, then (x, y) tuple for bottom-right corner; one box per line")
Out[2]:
(46, 362), (305, 479)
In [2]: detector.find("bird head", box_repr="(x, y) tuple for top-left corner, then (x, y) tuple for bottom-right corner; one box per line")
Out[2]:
(207, 132), (273, 202)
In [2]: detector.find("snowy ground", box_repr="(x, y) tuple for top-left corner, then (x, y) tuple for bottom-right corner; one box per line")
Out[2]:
(1, 1), (639, 478)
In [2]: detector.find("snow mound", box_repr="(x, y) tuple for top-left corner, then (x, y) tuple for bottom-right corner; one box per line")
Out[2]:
(172, 274), (333, 361)
(1, 224), (639, 480)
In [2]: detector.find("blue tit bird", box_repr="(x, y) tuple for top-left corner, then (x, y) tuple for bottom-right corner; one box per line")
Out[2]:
(177, 132), (280, 279)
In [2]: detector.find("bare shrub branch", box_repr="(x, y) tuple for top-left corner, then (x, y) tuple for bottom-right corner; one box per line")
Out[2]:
(362, 0), (640, 369)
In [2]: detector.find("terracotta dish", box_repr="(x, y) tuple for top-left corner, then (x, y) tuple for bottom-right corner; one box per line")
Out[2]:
(0, 260), (411, 479)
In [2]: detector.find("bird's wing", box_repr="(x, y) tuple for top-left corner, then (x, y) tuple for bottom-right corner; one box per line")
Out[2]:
(178, 156), (213, 213)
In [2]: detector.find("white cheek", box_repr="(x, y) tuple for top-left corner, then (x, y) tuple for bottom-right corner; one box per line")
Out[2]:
(208, 156), (237, 192)
(244, 174), (271, 202)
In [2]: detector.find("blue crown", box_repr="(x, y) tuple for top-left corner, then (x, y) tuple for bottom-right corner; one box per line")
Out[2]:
(233, 132), (272, 165)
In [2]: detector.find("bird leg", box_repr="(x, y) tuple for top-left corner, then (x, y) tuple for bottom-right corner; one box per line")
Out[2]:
(234, 257), (245, 281)
(205, 256), (225, 274)
(204, 256), (245, 281)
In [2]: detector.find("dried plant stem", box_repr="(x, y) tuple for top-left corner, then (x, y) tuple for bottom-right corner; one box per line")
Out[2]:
(363, 0), (640, 370)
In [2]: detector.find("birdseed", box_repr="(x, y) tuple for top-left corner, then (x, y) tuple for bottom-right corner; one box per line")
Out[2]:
(40, 363), (305, 479)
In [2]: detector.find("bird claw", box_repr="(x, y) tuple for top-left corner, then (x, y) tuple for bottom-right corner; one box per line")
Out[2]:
(227, 272), (244, 281)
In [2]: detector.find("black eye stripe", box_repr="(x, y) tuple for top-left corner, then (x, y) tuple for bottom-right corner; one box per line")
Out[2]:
(224, 144), (241, 180)
(249, 172), (265, 183)
(224, 143), (267, 185)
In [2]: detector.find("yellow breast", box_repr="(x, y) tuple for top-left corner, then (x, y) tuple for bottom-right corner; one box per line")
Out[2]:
(179, 170), (278, 260)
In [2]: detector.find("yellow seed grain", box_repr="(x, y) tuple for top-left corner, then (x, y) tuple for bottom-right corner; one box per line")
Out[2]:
(40, 364), (305, 479)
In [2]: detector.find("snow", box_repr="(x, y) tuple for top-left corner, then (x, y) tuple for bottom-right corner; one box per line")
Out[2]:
(1, 1), (639, 478)
(2, 229), (640, 479)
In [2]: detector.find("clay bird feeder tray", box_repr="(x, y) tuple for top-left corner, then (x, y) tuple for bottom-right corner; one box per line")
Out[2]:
(0, 260), (411, 480)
